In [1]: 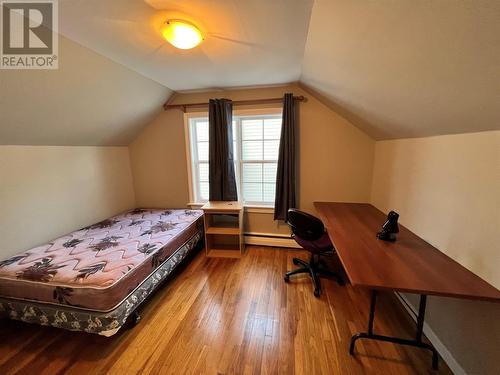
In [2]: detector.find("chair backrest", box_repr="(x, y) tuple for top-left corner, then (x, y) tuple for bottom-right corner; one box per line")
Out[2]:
(286, 209), (325, 241)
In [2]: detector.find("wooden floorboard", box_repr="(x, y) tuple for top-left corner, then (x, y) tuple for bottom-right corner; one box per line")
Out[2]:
(0, 246), (453, 375)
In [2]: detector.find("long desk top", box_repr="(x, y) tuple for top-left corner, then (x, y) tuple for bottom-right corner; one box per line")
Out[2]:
(314, 202), (500, 302)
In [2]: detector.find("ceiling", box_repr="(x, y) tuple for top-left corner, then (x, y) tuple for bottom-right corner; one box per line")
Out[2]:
(300, 0), (500, 139)
(3, 0), (499, 143)
(0, 35), (169, 146)
(58, 0), (313, 91)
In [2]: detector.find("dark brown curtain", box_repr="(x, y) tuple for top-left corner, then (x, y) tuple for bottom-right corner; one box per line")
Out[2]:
(274, 93), (297, 221)
(208, 99), (238, 201)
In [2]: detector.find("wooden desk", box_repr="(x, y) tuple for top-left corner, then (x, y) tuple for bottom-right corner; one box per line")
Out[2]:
(314, 202), (500, 369)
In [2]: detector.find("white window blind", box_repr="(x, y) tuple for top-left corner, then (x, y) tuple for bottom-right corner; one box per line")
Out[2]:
(189, 113), (282, 206)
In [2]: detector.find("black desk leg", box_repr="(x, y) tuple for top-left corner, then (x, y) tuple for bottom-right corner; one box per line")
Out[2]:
(349, 290), (439, 370)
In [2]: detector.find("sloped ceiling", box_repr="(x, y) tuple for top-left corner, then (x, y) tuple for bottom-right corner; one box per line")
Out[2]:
(56, 0), (500, 139)
(58, 0), (313, 90)
(1, 0), (499, 145)
(0, 36), (170, 146)
(301, 0), (500, 139)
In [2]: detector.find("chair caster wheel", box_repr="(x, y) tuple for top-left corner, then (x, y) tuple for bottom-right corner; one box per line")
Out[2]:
(314, 289), (320, 298)
(284, 275), (290, 283)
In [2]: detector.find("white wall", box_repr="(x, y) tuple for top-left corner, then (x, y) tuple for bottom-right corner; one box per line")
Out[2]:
(0, 146), (136, 257)
(371, 130), (500, 375)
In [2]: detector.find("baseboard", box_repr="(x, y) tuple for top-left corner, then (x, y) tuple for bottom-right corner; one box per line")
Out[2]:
(394, 293), (467, 375)
(244, 235), (301, 248)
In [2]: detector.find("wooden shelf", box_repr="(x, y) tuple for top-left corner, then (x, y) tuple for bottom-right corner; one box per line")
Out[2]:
(202, 201), (244, 258)
(206, 227), (240, 235)
(201, 201), (242, 214)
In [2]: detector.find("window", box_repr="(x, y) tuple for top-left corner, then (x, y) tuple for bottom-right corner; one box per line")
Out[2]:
(187, 111), (282, 206)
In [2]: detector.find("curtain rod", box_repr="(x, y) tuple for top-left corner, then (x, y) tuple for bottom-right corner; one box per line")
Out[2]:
(163, 95), (306, 111)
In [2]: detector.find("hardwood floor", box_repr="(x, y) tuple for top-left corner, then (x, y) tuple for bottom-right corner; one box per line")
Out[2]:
(0, 246), (452, 375)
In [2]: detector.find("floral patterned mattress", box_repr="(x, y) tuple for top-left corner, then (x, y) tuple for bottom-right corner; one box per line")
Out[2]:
(0, 209), (203, 312)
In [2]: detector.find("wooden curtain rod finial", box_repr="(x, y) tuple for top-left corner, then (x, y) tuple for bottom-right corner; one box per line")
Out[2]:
(163, 95), (306, 111)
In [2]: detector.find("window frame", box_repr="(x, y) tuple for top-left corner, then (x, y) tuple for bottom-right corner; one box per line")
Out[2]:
(184, 107), (282, 208)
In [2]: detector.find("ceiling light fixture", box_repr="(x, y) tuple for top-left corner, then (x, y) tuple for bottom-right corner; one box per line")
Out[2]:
(162, 19), (203, 50)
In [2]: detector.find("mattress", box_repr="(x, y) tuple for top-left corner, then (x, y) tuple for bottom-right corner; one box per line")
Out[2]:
(0, 209), (203, 312)
(0, 229), (203, 336)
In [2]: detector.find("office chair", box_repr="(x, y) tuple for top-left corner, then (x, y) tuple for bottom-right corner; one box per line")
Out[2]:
(284, 208), (344, 297)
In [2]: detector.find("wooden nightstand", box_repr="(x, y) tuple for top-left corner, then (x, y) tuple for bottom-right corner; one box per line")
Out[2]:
(202, 201), (244, 258)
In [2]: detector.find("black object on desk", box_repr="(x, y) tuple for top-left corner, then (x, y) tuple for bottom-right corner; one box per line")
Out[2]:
(377, 210), (400, 241)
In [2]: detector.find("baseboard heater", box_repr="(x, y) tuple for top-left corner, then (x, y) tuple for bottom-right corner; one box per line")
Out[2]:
(244, 232), (301, 248)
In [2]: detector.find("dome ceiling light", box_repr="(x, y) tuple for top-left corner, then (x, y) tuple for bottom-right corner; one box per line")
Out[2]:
(161, 19), (203, 50)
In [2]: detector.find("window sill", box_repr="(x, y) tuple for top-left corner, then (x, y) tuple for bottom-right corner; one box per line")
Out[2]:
(187, 202), (274, 214)
(245, 206), (274, 214)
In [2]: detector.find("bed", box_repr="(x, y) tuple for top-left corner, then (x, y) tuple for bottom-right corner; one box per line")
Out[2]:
(0, 208), (204, 336)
